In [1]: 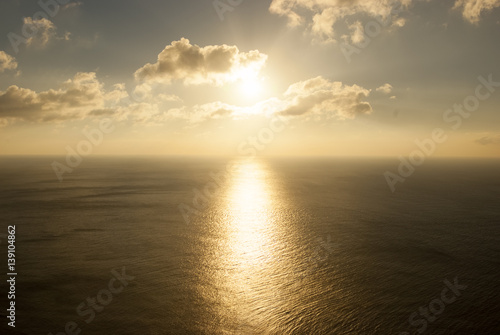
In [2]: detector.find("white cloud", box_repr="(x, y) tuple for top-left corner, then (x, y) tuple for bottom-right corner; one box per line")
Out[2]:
(454, 0), (500, 23)
(134, 38), (267, 86)
(0, 51), (18, 73)
(269, 0), (412, 43)
(376, 83), (393, 94)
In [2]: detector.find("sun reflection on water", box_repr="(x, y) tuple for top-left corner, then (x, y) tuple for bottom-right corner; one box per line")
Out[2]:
(201, 158), (326, 333)
(225, 160), (275, 267)
(213, 158), (290, 332)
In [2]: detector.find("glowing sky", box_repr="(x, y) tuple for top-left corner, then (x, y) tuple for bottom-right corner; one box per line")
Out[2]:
(0, 0), (499, 156)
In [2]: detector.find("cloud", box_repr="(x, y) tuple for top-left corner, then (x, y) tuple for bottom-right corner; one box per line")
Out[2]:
(175, 76), (373, 123)
(269, 0), (412, 43)
(10, 17), (71, 51)
(0, 51), (18, 73)
(134, 38), (267, 85)
(133, 83), (153, 101)
(376, 83), (393, 94)
(453, 0), (500, 23)
(476, 134), (500, 145)
(188, 102), (238, 123)
(0, 72), (128, 122)
(348, 21), (366, 45)
(62, 1), (83, 10)
(0, 72), (371, 126)
(22, 17), (57, 47)
(279, 76), (372, 119)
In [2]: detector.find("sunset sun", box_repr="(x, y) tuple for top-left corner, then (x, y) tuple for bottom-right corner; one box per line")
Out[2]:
(239, 77), (263, 98)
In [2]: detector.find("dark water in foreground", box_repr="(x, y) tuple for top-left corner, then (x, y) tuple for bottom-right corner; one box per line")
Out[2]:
(0, 156), (499, 335)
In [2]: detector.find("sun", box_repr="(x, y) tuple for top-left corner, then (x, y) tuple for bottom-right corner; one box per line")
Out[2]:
(239, 77), (263, 99)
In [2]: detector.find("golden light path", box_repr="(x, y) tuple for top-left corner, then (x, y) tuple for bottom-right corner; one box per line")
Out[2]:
(215, 158), (292, 333)
(197, 158), (327, 334)
(226, 160), (274, 265)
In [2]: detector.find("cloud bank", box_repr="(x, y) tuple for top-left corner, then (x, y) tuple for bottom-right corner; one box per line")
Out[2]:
(0, 72), (127, 122)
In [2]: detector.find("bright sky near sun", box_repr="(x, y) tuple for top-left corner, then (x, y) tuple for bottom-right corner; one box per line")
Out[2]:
(0, 0), (499, 157)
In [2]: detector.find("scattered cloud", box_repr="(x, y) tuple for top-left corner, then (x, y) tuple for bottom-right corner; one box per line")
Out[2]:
(134, 38), (267, 85)
(392, 17), (407, 27)
(377, 83), (393, 94)
(0, 72), (127, 122)
(453, 0), (500, 23)
(59, 31), (72, 41)
(348, 21), (366, 45)
(269, 0), (412, 43)
(269, 0), (499, 42)
(174, 76), (373, 124)
(153, 76), (373, 125)
(0, 72), (185, 125)
(62, 1), (83, 10)
(0, 51), (18, 73)
(279, 76), (372, 119)
(11, 17), (72, 50)
(23, 17), (57, 48)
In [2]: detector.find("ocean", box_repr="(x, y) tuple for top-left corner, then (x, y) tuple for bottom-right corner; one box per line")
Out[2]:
(0, 156), (499, 334)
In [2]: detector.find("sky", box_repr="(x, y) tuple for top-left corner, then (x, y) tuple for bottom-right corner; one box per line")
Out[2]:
(0, 0), (499, 157)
